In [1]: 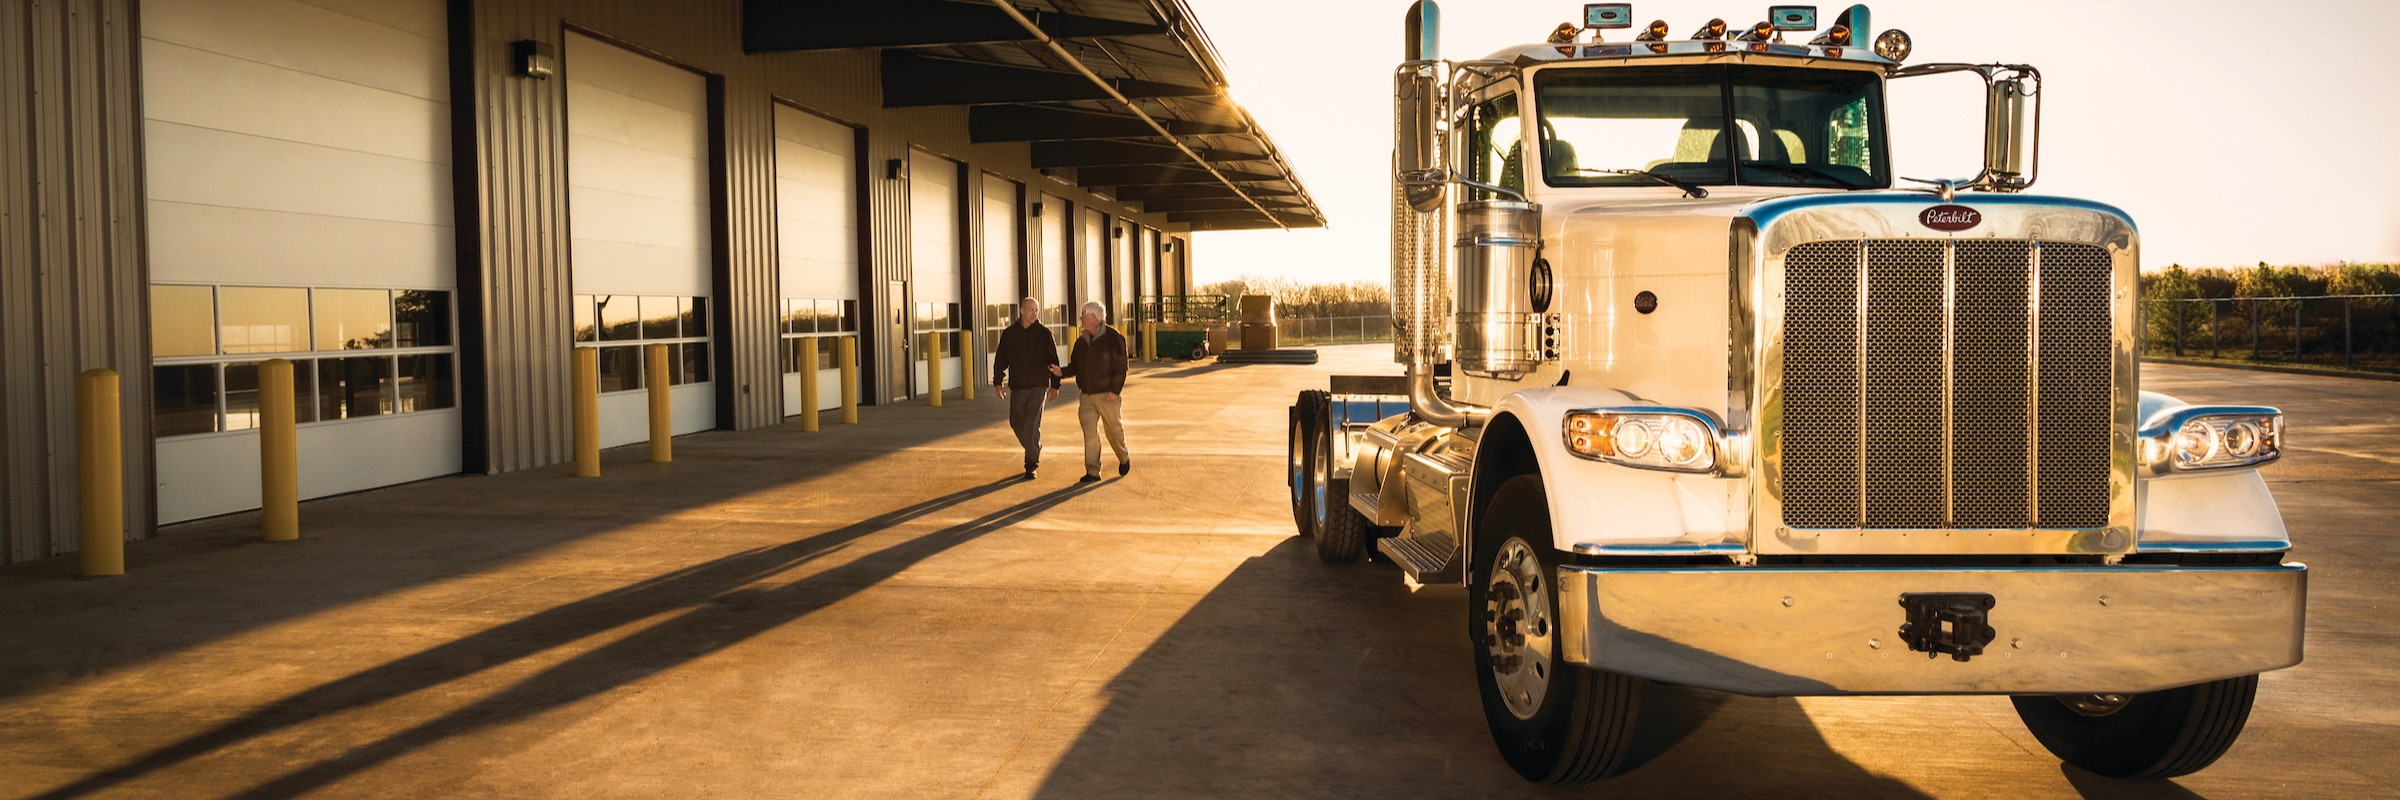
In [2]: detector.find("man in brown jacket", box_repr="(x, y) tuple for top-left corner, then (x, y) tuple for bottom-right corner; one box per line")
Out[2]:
(1051, 301), (1130, 483)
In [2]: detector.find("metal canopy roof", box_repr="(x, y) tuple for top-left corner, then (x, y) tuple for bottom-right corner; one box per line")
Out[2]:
(744, 0), (1323, 230)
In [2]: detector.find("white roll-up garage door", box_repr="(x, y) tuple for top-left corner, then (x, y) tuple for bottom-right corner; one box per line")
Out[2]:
(566, 31), (714, 448)
(909, 149), (963, 394)
(981, 174), (1021, 336)
(1040, 193), (1072, 358)
(774, 104), (856, 416)
(143, 0), (462, 524)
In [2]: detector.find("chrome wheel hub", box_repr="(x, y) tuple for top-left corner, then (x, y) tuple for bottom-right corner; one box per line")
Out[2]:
(2057, 693), (2133, 717)
(1485, 537), (1554, 720)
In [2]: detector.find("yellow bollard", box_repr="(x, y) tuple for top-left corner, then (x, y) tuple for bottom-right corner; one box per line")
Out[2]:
(647, 343), (672, 463)
(259, 359), (298, 541)
(961, 329), (976, 400)
(1142, 320), (1158, 363)
(799, 341), (820, 432)
(76, 369), (123, 577)
(839, 335), (858, 424)
(925, 332), (944, 407)
(573, 347), (601, 477)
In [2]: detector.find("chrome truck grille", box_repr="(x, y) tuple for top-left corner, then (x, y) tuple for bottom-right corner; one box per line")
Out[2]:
(1780, 239), (2112, 529)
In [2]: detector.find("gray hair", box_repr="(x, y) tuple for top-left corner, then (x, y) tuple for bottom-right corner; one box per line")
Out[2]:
(1079, 301), (1108, 322)
(1018, 297), (1040, 307)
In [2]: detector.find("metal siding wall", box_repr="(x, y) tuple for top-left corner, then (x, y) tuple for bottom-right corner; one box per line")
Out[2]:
(455, 0), (1184, 471)
(0, 0), (152, 563)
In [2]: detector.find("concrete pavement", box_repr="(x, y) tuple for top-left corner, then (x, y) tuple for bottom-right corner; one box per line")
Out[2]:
(0, 345), (2393, 799)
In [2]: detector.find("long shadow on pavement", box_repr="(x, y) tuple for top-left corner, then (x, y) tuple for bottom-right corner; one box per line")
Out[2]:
(0, 399), (1018, 707)
(26, 478), (1096, 800)
(1029, 537), (1927, 798)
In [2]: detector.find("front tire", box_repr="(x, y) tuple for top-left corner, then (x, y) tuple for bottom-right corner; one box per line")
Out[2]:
(1470, 475), (1645, 783)
(2011, 675), (2259, 779)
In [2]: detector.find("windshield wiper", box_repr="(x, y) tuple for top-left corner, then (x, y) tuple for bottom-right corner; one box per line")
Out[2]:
(1573, 168), (1709, 198)
(1737, 160), (1863, 189)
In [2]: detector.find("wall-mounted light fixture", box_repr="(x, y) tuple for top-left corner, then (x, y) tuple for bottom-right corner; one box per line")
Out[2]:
(1112, 226), (1124, 239)
(1162, 240), (1176, 252)
(885, 158), (906, 180)
(1029, 202), (1043, 217)
(512, 40), (555, 79)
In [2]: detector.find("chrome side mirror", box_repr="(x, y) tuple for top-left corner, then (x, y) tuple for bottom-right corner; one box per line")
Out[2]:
(1983, 74), (2035, 189)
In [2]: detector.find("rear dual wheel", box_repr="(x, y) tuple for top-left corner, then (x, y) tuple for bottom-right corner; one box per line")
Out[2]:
(1470, 475), (1646, 783)
(1308, 396), (1372, 563)
(1287, 393), (1322, 539)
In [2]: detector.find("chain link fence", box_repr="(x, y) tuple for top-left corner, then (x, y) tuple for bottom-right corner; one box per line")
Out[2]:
(2142, 295), (2400, 372)
(1274, 316), (1394, 345)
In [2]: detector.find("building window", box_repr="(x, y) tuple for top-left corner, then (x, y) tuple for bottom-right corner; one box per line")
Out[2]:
(573, 294), (712, 391)
(149, 284), (459, 438)
(778, 297), (859, 374)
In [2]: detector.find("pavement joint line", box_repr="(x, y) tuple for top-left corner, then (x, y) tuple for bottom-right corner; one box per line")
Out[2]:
(1945, 696), (2043, 759)
(972, 548), (1194, 799)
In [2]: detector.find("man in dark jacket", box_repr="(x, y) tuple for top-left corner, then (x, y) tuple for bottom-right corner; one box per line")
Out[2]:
(991, 297), (1059, 479)
(1052, 301), (1130, 483)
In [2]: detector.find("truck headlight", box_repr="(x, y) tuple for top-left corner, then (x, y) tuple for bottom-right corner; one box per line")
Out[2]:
(2140, 406), (2282, 476)
(1564, 408), (1722, 473)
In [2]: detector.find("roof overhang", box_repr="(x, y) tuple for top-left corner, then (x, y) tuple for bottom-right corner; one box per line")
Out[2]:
(743, 0), (1322, 230)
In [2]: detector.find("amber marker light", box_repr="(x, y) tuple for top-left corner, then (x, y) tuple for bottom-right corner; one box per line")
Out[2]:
(1689, 18), (1727, 40)
(1550, 22), (1580, 43)
(1809, 24), (1850, 46)
(1635, 19), (1670, 41)
(1738, 20), (1775, 42)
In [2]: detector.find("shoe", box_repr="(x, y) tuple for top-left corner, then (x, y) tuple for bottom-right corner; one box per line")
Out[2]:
(1118, 461), (1130, 477)
(1078, 474), (1100, 484)
(1023, 469), (1037, 481)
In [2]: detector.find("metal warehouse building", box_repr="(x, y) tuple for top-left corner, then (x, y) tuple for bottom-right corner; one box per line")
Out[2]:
(0, 0), (1321, 562)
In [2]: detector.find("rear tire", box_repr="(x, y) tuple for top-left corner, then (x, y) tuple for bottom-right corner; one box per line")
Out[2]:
(1287, 400), (1317, 538)
(1471, 475), (1646, 783)
(2011, 675), (2259, 779)
(1310, 395), (1370, 563)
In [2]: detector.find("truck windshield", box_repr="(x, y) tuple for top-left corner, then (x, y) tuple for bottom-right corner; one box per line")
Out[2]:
(1533, 65), (1885, 190)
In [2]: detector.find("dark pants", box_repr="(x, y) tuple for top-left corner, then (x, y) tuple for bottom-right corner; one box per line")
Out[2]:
(1007, 387), (1045, 470)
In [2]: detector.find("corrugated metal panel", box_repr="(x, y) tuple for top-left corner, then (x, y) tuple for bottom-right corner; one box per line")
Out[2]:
(0, 0), (153, 564)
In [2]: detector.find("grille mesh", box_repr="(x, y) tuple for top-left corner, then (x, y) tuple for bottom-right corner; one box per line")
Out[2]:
(1780, 241), (1861, 527)
(2036, 243), (2113, 527)
(1779, 238), (2113, 530)
(1953, 240), (2032, 527)
(1861, 241), (1945, 527)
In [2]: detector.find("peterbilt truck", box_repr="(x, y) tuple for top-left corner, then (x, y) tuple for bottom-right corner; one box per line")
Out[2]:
(1285, 2), (2306, 784)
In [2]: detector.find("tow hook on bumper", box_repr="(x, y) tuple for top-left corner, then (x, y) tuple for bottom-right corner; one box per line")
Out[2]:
(1898, 593), (1997, 662)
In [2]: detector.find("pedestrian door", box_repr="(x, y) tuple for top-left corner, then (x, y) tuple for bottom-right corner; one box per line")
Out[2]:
(888, 280), (911, 401)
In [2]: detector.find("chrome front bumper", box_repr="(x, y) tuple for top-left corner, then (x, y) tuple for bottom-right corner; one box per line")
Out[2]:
(1556, 564), (2306, 696)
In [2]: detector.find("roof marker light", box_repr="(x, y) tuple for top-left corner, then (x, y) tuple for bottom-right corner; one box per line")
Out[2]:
(1809, 25), (1850, 46)
(1549, 22), (1580, 43)
(1737, 21), (1775, 42)
(1635, 19), (1670, 41)
(1688, 18), (1727, 40)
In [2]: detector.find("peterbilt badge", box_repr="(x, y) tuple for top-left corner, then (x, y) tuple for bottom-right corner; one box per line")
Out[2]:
(1919, 205), (1982, 231)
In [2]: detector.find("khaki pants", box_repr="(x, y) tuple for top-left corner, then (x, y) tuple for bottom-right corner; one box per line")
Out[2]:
(1077, 392), (1129, 476)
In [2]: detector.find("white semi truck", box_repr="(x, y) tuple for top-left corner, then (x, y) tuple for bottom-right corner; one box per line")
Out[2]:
(1286, 2), (2306, 784)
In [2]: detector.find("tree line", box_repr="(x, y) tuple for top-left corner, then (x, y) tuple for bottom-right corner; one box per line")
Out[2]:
(1195, 276), (1393, 320)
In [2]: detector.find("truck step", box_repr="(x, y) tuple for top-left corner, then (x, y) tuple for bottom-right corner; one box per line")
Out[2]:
(1218, 349), (1319, 365)
(1378, 532), (1460, 585)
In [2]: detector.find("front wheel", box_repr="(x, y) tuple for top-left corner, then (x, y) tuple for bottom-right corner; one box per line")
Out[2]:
(1470, 475), (1646, 783)
(2011, 675), (2260, 779)
(1286, 401), (1316, 538)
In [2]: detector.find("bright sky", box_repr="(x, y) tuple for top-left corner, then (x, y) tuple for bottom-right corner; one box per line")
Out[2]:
(1185, 0), (2400, 283)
